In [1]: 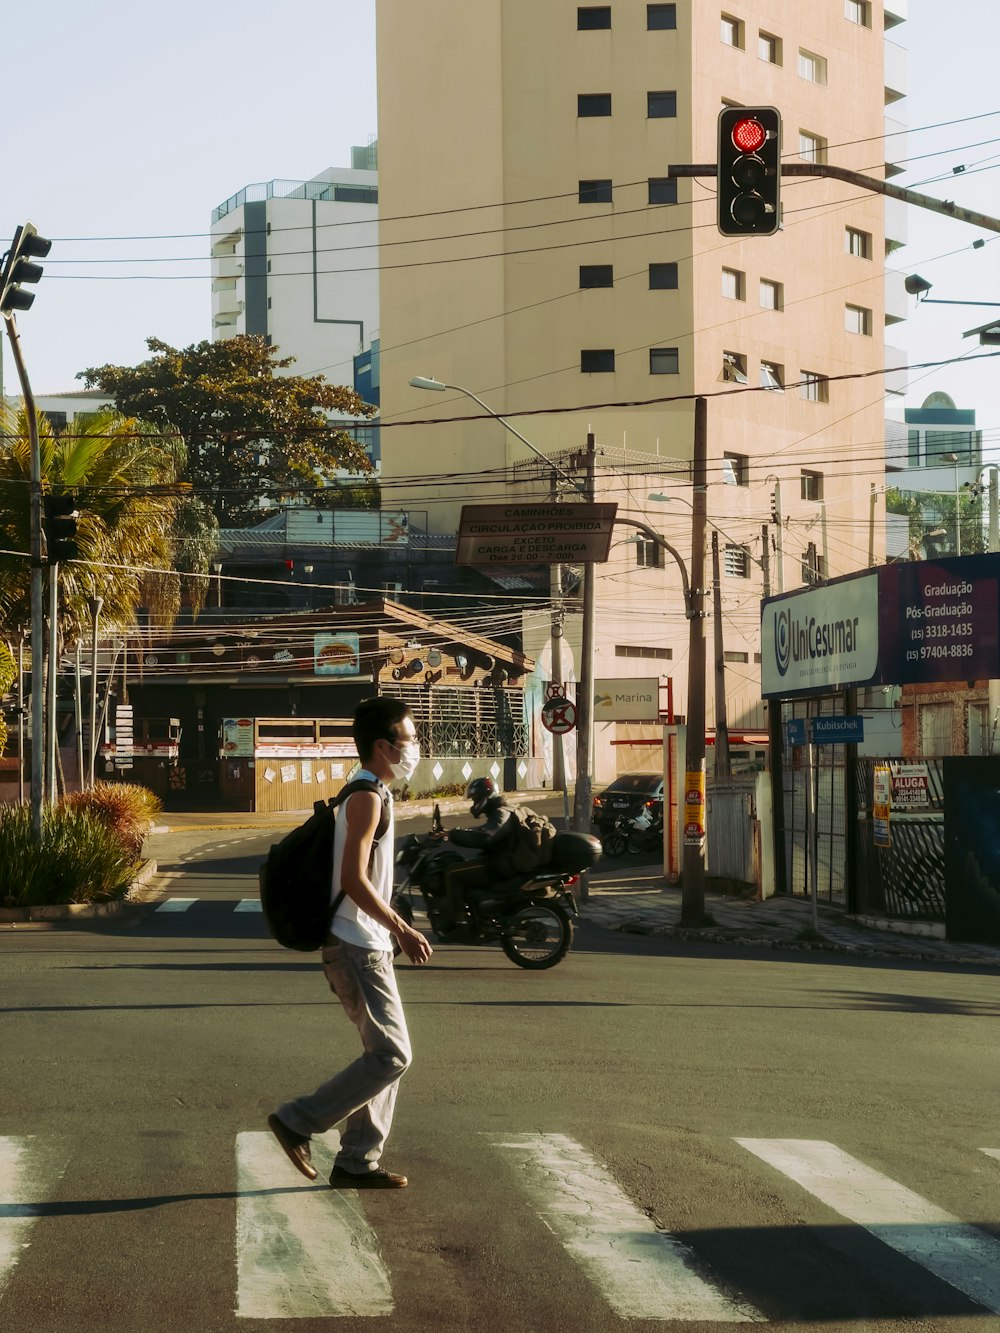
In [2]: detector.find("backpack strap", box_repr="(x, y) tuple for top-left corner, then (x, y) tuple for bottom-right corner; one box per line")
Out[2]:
(329, 778), (392, 918)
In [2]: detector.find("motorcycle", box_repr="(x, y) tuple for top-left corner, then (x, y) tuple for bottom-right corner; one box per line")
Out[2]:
(392, 807), (600, 970)
(600, 802), (663, 858)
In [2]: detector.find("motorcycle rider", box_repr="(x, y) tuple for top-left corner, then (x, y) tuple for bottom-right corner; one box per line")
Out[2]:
(434, 777), (519, 935)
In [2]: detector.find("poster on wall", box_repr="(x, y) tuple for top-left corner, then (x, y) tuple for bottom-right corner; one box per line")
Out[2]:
(221, 717), (254, 757)
(314, 631), (361, 676)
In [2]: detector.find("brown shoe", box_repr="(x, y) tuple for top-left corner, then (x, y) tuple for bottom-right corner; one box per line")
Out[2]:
(329, 1165), (408, 1189)
(267, 1113), (318, 1181)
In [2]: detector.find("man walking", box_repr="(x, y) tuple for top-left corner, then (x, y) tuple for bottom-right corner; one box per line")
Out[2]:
(268, 697), (432, 1188)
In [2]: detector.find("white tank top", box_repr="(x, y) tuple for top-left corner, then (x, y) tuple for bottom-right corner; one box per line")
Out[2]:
(329, 771), (395, 951)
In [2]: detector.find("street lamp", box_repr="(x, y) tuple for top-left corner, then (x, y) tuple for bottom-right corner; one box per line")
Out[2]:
(409, 375), (586, 826)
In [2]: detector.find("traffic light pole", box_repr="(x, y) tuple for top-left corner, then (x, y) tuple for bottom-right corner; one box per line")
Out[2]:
(670, 162), (1000, 235)
(3, 314), (45, 834)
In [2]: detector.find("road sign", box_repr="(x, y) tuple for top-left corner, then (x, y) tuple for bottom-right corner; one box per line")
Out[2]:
(540, 696), (577, 735)
(785, 718), (807, 747)
(455, 502), (618, 566)
(810, 715), (864, 745)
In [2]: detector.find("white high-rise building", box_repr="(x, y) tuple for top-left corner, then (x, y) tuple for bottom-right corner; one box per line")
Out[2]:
(209, 144), (379, 394)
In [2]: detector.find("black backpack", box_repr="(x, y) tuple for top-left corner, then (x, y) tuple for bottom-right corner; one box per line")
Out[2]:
(258, 778), (390, 952)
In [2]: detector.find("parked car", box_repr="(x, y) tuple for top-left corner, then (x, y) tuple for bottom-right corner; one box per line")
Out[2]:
(591, 773), (664, 827)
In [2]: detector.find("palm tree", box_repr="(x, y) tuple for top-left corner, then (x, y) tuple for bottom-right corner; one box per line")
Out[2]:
(0, 406), (188, 644)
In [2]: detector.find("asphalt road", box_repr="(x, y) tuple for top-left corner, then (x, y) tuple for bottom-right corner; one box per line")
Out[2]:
(2, 825), (999, 1332)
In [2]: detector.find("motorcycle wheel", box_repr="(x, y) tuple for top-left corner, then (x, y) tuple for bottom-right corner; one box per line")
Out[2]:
(624, 831), (648, 855)
(601, 827), (627, 858)
(391, 895), (414, 959)
(501, 903), (573, 970)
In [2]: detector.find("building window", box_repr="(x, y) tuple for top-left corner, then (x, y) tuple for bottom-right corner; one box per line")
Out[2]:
(721, 14), (744, 48)
(649, 347), (680, 374)
(724, 650), (750, 663)
(759, 278), (783, 310)
(800, 469), (824, 501)
(648, 177), (678, 204)
(845, 0), (871, 27)
(799, 131), (828, 164)
(723, 451), (749, 486)
(721, 351), (748, 384)
(845, 303), (873, 335)
(800, 370), (829, 402)
(920, 702), (952, 756)
(580, 264), (614, 288)
(908, 429), (922, 466)
(581, 349), (615, 373)
(722, 267), (745, 301)
(578, 5), (612, 29)
(760, 360), (784, 391)
(724, 545), (751, 578)
(647, 4), (677, 30)
(798, 49), (828, 84)
(578, 93), (612, 116)
(647, 90), (677, 118)
(845, 227), (872, 258)
(636, 538), (663, 568)
(758, 31), (781, 64)
(616, 643), (672, 660)
(579, 179), (613, 203)
(649, 262), (679, 290)
(968, 702), (990, 755)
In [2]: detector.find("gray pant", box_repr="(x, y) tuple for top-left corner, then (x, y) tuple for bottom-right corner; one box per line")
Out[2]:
(277, 938), (412, 1173)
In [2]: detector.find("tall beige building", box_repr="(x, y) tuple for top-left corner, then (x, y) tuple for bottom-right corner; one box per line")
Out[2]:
(375, 0), (907, 782)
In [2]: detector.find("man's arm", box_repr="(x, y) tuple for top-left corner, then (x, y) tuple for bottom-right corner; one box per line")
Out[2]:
(340, 790), (432, 964)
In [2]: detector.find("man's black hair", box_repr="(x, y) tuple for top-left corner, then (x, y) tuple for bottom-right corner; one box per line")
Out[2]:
(353, 696), (412, 761)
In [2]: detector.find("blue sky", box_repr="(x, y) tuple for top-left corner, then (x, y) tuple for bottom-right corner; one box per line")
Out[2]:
(3, 1), (998, 454)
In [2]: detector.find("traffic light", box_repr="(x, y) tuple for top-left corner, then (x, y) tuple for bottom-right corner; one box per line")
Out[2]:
(717, 108), (781, 237)
(0, 222), (53, 316)
(43, 493), (79, 564)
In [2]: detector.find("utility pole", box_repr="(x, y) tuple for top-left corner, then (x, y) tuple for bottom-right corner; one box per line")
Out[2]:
(46, 562), (59, 803)
(771, 481), (784, 593)
(573, 433), (597, 841)
(681, 398), (709, 926)
(711, 530), (732, 780)
(549, 472), (567, 810)
(88, 597), (103, 787)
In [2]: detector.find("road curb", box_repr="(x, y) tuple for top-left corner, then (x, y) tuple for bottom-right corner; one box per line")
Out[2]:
(584, 911), (1000, 967)
(0, 859), (158, 930)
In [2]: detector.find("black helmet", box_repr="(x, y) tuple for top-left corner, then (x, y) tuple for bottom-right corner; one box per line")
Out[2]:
(466, 776), (502, 817)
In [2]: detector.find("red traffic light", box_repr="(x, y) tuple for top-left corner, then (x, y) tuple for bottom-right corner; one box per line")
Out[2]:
(731, 117), (768, 154)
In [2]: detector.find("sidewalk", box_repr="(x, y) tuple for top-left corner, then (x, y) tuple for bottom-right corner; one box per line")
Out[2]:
(579, 866), (1000, 967)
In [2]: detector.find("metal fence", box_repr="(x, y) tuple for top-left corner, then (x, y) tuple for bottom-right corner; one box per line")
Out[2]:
(854, 757), (945, 920)
(379, 684), (528, 759)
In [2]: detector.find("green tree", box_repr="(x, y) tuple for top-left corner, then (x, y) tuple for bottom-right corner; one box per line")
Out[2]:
(0, 640), (15, 757)
(0, 406), (187, 642)
(886, 486), (985, 558)
(79, 336), (377, 526)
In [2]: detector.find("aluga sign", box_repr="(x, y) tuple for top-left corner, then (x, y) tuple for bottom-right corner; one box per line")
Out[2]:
(761, 574), (879, 696)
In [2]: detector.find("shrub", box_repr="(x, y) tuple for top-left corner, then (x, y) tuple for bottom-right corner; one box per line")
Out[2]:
(61, 781), (161, 859)
(0, 805), (138, 907)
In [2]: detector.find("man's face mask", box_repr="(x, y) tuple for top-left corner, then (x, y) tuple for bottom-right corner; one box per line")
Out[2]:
(385, 737), (420, 782)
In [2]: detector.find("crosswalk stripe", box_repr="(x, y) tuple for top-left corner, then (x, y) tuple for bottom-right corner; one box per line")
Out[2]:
(234, 900), (263, 913)
(737, 1139), (1000, 1315)
(489, 1133), (763, 1322)
(235, 1132), (393, 1320)
(155, 897), (198, 913)
(0, 1137), (66, 1299)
